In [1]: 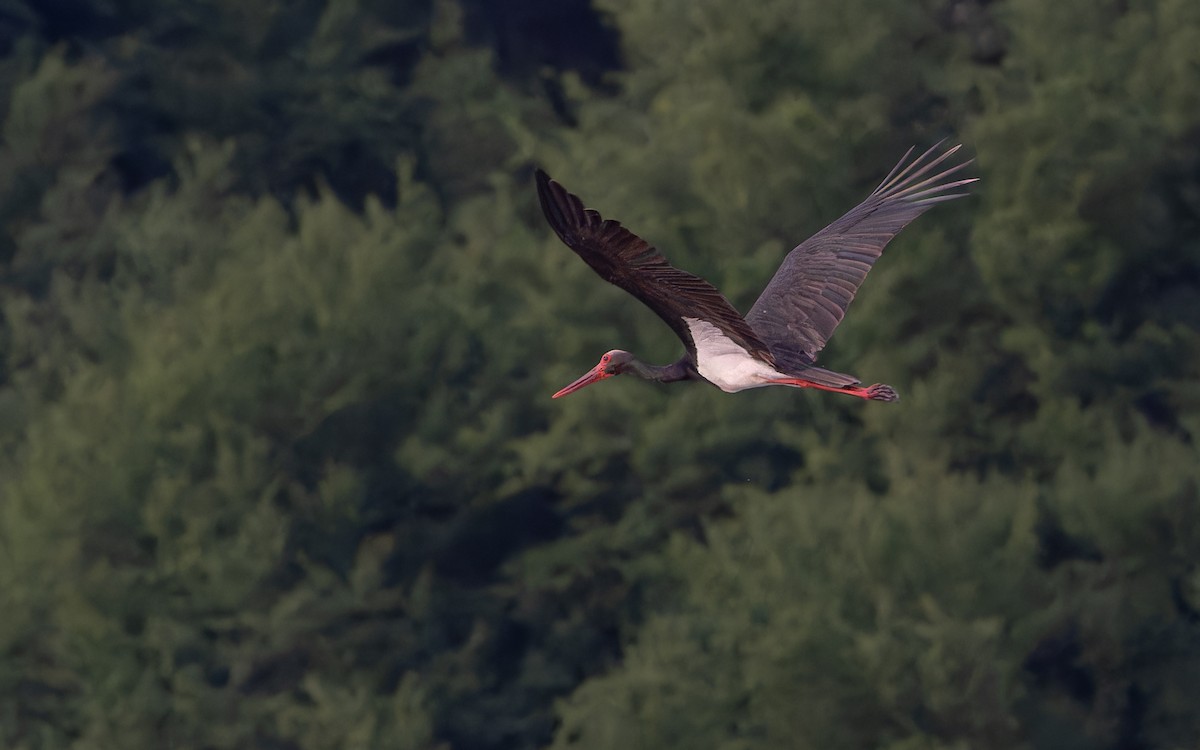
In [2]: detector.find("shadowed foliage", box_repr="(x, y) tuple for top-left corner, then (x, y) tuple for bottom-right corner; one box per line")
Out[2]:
(0, 1), (1199, 749)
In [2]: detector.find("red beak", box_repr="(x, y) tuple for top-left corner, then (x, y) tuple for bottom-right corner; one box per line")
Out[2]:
(552, 364), (612, 398)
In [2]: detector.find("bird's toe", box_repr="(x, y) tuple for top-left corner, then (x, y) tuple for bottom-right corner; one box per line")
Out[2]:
(866, 383), (899, 402)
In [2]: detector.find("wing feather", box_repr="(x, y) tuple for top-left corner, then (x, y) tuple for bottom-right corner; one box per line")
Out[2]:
(745, 142), (976, 370)
(536, 169), (773, 363)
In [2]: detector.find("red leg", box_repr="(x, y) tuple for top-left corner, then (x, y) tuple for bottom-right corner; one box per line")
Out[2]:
(771, 378), (899, 402)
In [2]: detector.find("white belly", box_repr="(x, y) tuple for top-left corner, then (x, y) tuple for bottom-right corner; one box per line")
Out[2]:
(684, 317), (783, 393)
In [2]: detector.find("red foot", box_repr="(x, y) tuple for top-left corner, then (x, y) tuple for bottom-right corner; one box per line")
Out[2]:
(863, 383), (898, 402)
(771, 378), (899, 402)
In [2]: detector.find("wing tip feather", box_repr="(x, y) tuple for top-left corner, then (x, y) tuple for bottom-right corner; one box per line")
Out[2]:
(873, 141), (978, 204)
(534, 169), (775, 366)
(536, 168), (589, 239)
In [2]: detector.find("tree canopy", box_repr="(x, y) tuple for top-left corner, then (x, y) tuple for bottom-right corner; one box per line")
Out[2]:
(1, 1), (1198, 748)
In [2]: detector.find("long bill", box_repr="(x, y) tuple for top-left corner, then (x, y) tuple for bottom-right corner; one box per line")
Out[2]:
(552, 364), (613, 399)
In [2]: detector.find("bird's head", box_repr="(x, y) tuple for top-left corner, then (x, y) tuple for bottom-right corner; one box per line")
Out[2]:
(552, 349), (635, 399)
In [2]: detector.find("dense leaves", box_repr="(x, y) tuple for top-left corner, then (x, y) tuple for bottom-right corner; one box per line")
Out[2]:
(0, 1), (1198, 749)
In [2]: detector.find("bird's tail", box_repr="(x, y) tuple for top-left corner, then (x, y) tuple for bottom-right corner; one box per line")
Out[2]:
(790, 365), (861, 388)
(774, 366), (900, 402)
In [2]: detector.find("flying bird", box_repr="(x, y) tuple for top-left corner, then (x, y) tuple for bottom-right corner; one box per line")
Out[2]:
(537, 142), (976, 402)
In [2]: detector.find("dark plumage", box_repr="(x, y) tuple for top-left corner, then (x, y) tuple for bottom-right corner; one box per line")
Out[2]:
(536, 169), (774, 364)
(538, 142), (976, 400)
(746, 142), (975, 372)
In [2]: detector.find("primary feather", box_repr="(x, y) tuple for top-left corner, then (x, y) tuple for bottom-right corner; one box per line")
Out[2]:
(536, 142), (976, 388)
(745, 141), (977, 371)
(536, 169), (775, 364)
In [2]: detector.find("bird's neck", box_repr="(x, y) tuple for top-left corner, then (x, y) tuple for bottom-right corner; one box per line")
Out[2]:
(627, 356), (695, 383)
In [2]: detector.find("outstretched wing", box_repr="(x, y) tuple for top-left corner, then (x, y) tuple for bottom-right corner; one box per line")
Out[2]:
(536, 169), (774, 364)
(745, 141), (976, 369)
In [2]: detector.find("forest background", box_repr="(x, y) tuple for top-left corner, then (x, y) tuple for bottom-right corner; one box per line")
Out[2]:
(1, 0), (1198, 748)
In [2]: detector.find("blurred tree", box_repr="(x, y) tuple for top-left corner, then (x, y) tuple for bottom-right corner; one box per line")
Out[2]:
(543, 0), (1200, 748)
(551, 421), (1200, 750)
(0, 0), (1197, 749)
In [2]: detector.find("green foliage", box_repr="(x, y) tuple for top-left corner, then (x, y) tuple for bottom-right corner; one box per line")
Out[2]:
(966, 0), (1200, 419)
(551, 424), (1200, 750)
(535, 0), (1200, 748)
(0, 0), (1197, 749)
(0, 141), (449, 748)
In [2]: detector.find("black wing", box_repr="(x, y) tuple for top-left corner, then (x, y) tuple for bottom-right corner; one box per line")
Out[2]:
(745, 142), (976, 370)
(536, 169), (774, 363)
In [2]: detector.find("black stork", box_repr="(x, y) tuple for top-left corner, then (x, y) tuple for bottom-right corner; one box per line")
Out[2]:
(537, 142), (976, 402)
